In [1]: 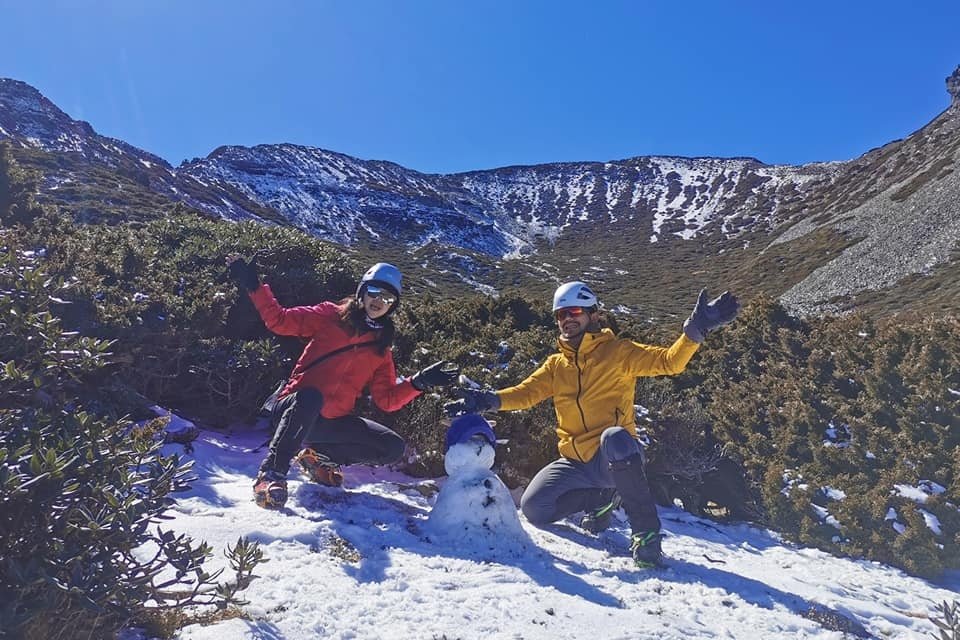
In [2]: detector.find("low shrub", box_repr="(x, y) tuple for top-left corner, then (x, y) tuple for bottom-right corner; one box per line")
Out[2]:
(0, 230), (264, 639)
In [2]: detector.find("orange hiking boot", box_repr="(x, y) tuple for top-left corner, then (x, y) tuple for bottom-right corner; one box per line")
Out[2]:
(253, 470), (288, 509)
(295, 447), (344, 487)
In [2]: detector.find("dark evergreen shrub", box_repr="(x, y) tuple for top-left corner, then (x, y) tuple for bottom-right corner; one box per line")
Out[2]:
(0, 240), (263, 639)
(691, 299), (959, 578)
(0, 142), (44, 226)
(16, 212), (358, 425)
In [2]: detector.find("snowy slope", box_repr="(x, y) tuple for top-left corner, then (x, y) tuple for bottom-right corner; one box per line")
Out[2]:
(138, 429), (959, 640)
(180, 148), (838, 257)
(179, 144), (529, 256)
(456, 157), (838, 245)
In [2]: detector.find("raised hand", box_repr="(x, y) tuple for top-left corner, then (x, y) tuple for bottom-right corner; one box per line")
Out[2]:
(227, 255), (260, 292)
(683, 289), (740, 343)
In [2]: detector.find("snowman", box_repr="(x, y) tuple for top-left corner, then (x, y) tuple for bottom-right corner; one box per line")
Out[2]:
(425, 414), (532, 555)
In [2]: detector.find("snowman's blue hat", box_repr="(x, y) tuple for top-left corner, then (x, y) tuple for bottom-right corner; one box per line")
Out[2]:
(444, 414), (496, 453)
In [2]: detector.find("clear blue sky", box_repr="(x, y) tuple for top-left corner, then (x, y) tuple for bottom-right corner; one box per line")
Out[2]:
(2, 1), (958, 173)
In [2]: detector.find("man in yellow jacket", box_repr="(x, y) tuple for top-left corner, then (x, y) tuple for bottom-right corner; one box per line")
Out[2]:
(445, 281), (739, 567)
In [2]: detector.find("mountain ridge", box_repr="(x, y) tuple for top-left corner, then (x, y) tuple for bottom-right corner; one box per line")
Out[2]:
(1, 69), (958, 317)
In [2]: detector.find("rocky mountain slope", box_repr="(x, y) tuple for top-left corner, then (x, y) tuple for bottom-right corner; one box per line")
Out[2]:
(1, 69), (958, 318)
(773, 78), (960, 315)
(179, 145), (840, 257)
(0, 78), (282, 224)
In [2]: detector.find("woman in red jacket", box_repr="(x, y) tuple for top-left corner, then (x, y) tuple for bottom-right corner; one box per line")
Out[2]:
(229, 258), (457, 509)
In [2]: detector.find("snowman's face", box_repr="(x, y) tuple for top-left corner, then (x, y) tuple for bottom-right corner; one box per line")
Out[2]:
(444, 436), (496, 476)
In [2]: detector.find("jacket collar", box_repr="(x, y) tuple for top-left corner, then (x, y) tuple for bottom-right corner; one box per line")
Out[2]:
(557, 328), (615, 360)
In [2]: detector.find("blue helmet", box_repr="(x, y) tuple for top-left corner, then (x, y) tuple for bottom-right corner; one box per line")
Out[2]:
(444, 414), (496, 453)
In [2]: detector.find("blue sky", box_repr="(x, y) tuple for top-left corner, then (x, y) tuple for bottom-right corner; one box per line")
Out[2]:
(2, 1), (958, 173)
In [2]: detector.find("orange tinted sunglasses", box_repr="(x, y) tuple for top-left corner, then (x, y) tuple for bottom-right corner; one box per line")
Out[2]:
(554, 307), (587, 321)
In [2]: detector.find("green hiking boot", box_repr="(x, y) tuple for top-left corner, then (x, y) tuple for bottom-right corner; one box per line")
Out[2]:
(630, 530), (665, 568)
(580, 490), (622, 534)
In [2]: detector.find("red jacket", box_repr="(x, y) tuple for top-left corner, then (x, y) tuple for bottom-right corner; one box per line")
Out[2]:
(249, 284), (421, 419)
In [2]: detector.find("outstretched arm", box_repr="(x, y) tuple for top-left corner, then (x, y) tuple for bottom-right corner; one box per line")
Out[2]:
(228, 254), (335, 337)
(621, 288), (740, 377)
(369, 353), (422, 412)
(442, 358), (556, 416)
(495, 358), (556, 411)
(247, 286), (338, 338)
(621, 334), (700, 378)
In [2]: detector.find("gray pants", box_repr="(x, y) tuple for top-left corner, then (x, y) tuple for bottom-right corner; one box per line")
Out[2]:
(260, 387), (405, 476)
(520, 426), (661, 534)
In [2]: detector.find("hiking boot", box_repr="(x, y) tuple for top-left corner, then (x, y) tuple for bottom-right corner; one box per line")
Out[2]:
(580, 490), (622, 534)
(630, 531), (665, 568)
(253, 469), (288, 509)
(295, 447), (344, 487)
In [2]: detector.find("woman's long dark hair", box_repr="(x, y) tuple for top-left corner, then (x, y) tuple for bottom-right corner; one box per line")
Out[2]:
(337, 297), (395, 355)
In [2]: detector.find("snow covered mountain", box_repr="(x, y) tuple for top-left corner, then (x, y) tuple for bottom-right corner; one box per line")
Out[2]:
(0, 78), (283, 224)
(179, 145), (839, 256)
(457, 156), (838, 243)
(2, 68), (959, 316)
(180, 143), (528, 257)
(0, 76), (838, 255)
(0, 78), (157, 163)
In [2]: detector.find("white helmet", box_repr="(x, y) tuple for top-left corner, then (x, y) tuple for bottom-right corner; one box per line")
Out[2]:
(552, 281), (599, 311)
(358, 262), (402, 296)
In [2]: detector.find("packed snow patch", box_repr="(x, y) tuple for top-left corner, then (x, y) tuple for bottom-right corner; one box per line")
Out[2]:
(135, 429), (960, 640)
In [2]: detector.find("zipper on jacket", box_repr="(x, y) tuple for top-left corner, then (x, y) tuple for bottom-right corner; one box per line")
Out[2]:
(572, 350), (588, 462)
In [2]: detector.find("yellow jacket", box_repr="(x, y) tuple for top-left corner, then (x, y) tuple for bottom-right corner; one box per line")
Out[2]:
(496, 329), (699, 462)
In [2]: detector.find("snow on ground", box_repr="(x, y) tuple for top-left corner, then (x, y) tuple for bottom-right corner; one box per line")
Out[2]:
(148, 429), (959, 640)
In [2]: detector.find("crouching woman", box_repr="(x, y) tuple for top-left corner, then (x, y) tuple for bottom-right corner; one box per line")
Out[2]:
(228, 258), (457, 509)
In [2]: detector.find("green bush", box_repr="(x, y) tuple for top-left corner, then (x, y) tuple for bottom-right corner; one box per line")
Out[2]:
(0, 142), (44, 226)
(0, 227), (263, 639)
(694, 299), (960, 578)
(15, 211), (358, 425)
(932, 600), (960, 640)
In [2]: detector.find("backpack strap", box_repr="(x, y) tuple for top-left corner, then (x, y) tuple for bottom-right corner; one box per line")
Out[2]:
(296, 339), (379, 376)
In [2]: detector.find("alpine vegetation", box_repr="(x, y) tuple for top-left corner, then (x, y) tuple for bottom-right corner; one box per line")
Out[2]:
(0, 65), (959, 638)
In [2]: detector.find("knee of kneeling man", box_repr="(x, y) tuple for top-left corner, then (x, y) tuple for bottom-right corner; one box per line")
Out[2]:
(600, 426), (640, 462)
(519, 494), (554, 527)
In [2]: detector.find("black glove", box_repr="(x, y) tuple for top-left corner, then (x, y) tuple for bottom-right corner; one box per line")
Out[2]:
(411, 361), (459, 391)
(683, 289), (740, 343)
(228, 256), (260, 292)
(443, 387), (500, 416)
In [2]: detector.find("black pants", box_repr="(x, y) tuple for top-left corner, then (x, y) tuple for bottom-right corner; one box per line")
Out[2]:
(259, 387), (405, 476)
